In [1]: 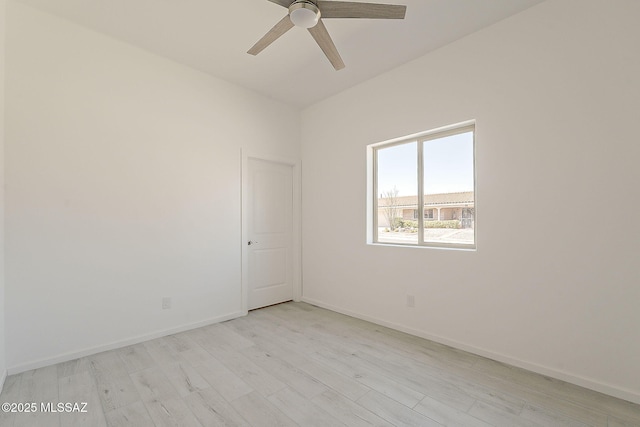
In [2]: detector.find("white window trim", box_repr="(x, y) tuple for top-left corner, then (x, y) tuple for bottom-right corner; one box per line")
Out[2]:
(366, 120), (477, 250)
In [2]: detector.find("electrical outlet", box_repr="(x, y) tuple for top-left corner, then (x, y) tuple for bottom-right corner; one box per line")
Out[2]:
(406, 295), (415, 308)
(162, 297), (172, 310)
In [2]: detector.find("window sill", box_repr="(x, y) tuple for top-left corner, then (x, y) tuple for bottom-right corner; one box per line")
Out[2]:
(367, 242), (476, 251)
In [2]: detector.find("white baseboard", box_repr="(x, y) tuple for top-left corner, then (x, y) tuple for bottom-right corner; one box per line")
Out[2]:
(8, 311), (247, 375)
(301, 296), (640, 406)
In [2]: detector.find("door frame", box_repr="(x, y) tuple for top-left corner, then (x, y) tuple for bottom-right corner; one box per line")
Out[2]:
(241, 150), (302, 314)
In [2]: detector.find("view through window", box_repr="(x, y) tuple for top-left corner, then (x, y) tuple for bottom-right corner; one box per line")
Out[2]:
(374, 124), (475, 248)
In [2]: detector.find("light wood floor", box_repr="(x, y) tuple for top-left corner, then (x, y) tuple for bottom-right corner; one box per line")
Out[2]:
(1, 302), (639, 427)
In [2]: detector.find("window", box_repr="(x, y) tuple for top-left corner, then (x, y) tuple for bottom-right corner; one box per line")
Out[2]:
(370, 122), (475, 249)
(414, 209), (434, 219)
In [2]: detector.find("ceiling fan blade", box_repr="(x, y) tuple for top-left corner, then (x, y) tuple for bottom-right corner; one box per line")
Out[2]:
(317, 1), (406, 19)
(248, 15), (295, 56)
(267, 0), (292, 7)
(308, 19), (345, 71)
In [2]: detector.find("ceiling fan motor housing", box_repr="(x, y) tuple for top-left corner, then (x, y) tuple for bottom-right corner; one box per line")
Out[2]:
(289, 0), (321, 28)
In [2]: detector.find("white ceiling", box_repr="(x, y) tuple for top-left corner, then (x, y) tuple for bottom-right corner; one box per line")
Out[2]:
(15, 0), (544, 108)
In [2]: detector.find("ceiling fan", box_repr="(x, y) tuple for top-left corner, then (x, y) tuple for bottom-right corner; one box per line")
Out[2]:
(248, 0), (407, 71)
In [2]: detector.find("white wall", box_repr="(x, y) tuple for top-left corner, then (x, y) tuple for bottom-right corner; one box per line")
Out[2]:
(5, 2), (299, 371)
(0, 0), (7, 390)
(301, 0), (640, 404)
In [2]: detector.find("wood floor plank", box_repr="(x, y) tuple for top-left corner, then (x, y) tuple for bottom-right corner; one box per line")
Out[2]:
(117, 344), (157, 373)
(515, 390), (608, 427)
(0, 374), (22, 427)
(230, 391), (298, 427)
(159, 362), (211, 397)
(57, 357), (90, 378)
(520, 403), (592, 427)
(227, 315), (371, 401)
(318, 334), (526, 415)
(15, 366), (60, 427)
(92, 373), (141, 413)
(453, 363), (609, 425)
(104, 401), (155, 427)
(357, 390), (441, 427)
(261, 339), (370, 401)
(177, 345), (216, 366)
(129, 367), (180, 403)
(58, 370), (107, 427)
(267, 387), (347, 427)
(183, 388), (250, 427)
(405, 372), (478, 412)
(142, 338), (183, 366)
(303, 308), (477, 372)
(162, 333), (198, 353)
(240, 344), (328, 399)
(143, 396), (202, 427)
(191, 357), (254, 402)
(312, 390), (394, 427)
(89, 351), (130, 378)
(89, 352), (141, 412)
(312, 348), (426, 408)
(205, 346), (287, 397)
(246, 309), (328, 354)
(473, 357), (631, 422)
(18, 365), (58, 401)
(201, 323), (255, 351)
(0, 373), (22, 398)
(414, 395), (493, 427)
(468, 400), (542, 427)
(608, 415), (640, 427)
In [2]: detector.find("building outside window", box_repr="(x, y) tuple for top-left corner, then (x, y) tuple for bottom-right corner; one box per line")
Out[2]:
(370, 122), (475, 248)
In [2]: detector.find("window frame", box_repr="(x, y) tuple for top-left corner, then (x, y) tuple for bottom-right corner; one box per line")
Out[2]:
(369, 121), (476, 250)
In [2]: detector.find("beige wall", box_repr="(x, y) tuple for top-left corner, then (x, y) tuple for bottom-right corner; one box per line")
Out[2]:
(5, 3), (300, 371)
(402, 209), (414, 220)
(0, 0), (6, 388)
(439, 208), (459, 221)
(302, 0), (640, 403)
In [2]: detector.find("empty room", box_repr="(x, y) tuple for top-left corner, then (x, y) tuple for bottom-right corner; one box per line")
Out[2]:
(0, 0), (639, 426)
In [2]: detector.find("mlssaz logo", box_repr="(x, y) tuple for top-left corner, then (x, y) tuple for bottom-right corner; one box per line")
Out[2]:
(41, 402), (88, 413)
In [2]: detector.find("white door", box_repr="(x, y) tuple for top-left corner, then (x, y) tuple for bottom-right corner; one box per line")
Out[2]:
(247, 158), (294, 310)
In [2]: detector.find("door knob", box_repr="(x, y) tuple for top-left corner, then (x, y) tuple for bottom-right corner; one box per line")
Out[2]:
(248, 241), (258, 245)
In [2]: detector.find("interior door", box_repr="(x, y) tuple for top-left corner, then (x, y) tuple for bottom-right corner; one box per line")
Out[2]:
(247, 158), (294, 310)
